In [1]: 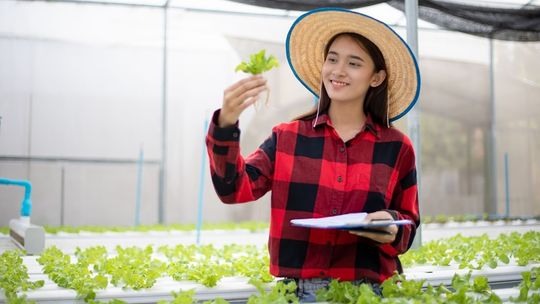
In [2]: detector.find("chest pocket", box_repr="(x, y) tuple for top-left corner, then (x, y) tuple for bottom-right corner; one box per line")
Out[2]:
(351, 169), (372, 192)
(352, 167), (391, 212)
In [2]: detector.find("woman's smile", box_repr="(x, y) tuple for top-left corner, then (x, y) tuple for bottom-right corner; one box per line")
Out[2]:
(330, 79), (349, 88)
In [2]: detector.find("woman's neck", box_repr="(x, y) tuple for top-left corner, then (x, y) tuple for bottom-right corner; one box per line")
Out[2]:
(328, 101), (366, 129)
(328, 101), (366, 142)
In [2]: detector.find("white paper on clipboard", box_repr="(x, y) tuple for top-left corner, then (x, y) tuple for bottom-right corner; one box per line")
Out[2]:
(290, 212), (413, 229)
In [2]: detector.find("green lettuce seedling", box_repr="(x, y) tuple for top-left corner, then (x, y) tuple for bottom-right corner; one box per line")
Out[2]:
(235, 50), (279, 74)
(235, 50), (279, 107)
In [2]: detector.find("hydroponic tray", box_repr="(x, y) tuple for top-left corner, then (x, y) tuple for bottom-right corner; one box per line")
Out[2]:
(1, 224), (538, 303)
(1, 252), (536, 304)
(405, 263), (538, 289)
(1, 276), (256, 304)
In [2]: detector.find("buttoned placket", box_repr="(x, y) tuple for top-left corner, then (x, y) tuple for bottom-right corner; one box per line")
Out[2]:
(322, 138), (349, 274)
(333, 139), (347, 215)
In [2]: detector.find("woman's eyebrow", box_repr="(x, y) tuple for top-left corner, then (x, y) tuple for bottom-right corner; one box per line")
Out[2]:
(349, 55), (365, 62)
(328, 51), (365, 62)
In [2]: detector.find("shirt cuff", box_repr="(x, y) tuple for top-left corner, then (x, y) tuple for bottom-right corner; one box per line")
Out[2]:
(210, 109), (241, 142)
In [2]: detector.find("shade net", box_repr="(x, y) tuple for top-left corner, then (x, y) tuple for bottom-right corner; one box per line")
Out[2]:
(227, 0), (540, 41)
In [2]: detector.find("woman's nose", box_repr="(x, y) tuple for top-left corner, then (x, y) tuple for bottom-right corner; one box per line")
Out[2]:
(332, 65), (346, 77)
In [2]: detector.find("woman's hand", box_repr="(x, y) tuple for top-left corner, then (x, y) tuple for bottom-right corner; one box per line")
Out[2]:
(218, 75), (267, 127)
(349, 211), (398, 244)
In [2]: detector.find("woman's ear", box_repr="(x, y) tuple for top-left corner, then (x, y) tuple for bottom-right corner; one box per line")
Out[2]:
(370, 70), (387, 87)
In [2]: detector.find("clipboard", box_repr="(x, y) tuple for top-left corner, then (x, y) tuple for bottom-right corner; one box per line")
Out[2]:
(290, 212), (413, 234)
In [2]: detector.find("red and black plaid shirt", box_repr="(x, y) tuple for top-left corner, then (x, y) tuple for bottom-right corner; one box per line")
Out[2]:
(206, 109), (419, 284)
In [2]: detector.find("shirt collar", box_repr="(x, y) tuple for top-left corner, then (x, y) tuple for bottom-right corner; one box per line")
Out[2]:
(312, 112), (381, 138)
(312, 113), (330, 128)
(363, 114), (380, 137)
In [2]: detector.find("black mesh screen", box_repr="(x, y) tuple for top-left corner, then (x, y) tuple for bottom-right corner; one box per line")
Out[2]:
(227, 0), (540, 41)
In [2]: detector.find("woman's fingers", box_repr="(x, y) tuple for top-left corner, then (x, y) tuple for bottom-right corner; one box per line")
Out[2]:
(219, 75), (267, 127)
(348, 211), (399, 243)
(238, 95), (259, 111)
(234, 85), (267, 106)
(226, 75), (267, 101)
(224, 74), (261, 92)
(349, 229), (396, 244)
(366, 211), (398, 234)
(224, 78), (266, 107)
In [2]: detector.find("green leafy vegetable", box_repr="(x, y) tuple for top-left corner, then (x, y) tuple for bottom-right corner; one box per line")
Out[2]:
(318, 273), (503, 304)
(158, 289), (196, 304)
(38, 246), (108, 302)
(235, 50), (279, 75)
(247, 278), (298, 304)
(0, 250), (44, 303)
(235, 50), (279, 108)
(400, 231), (540, 269)
(203, 297), (229, 304)
(510, 267), (540, 303)
(4, 231), (536, 303)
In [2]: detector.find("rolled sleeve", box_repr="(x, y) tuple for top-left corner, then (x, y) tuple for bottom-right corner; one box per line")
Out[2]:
(380, 143), (420, 257)
(206, 109), (274, 204)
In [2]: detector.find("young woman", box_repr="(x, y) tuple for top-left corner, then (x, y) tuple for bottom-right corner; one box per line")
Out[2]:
(206, 8), (421, 302)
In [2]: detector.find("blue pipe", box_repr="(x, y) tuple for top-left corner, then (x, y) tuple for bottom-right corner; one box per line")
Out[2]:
(196, 116), (209, 245)
(0, 178), (32, 216)
(135, 146), (144, 226)
(504, 153), (510, 217)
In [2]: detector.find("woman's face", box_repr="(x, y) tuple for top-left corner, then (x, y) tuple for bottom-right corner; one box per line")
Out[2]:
(322, 35), (385, 105)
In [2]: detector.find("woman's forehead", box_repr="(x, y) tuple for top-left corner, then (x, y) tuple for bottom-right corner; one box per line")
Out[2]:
(327, 35), (370, 57)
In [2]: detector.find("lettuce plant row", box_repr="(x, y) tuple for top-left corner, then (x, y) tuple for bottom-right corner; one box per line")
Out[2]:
(0, 232), (538, 303)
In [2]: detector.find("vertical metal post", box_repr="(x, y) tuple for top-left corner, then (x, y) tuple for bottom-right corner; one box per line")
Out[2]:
(405, 0), (422, 248)
(27, 95), (33, 179)
(487, 38), (498, 216)
(158, 0), (170, 224)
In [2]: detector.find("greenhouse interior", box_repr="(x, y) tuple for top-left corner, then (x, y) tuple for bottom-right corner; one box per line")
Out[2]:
(0, 0), (539, 303)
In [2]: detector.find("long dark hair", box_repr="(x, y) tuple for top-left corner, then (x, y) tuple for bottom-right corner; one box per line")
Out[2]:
(294, 32), (390, 127)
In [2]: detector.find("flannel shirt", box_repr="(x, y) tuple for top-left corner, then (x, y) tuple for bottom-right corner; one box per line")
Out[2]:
(206, 109), (419, 284)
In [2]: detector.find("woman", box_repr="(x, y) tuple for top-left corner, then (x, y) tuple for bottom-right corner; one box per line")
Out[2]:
(206, 8), (420, 302)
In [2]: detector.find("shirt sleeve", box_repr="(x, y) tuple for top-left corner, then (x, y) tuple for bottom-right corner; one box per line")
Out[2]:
(205, 109), (275, 203)
(380, 138), (420, 256)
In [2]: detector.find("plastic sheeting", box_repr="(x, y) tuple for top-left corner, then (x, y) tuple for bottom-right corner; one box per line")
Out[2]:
(1, 1), (539, 225)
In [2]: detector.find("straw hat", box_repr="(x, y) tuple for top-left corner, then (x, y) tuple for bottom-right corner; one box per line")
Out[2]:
(286, 8), (421, 121)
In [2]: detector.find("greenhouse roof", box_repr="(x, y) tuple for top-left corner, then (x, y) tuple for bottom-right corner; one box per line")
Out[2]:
(15, 0), (540, 41)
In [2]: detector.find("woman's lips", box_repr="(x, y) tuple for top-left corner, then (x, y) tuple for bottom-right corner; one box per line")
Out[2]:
(331, 79), (349, 88)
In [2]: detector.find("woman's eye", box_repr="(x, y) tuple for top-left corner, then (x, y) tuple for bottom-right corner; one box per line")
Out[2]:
(349, 61), (361, 67)
(327, 57), (337, 63)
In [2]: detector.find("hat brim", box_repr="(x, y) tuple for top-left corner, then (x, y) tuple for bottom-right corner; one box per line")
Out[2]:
(286, 7), (421, 121)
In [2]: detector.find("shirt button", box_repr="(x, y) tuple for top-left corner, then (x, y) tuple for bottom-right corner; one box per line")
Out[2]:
(337, 176), (342, 183)
(320, 271), (325, 276)
(331, 208), (338, 215)
(232, 132), (239, 138)
(339, 146), (345, 152)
